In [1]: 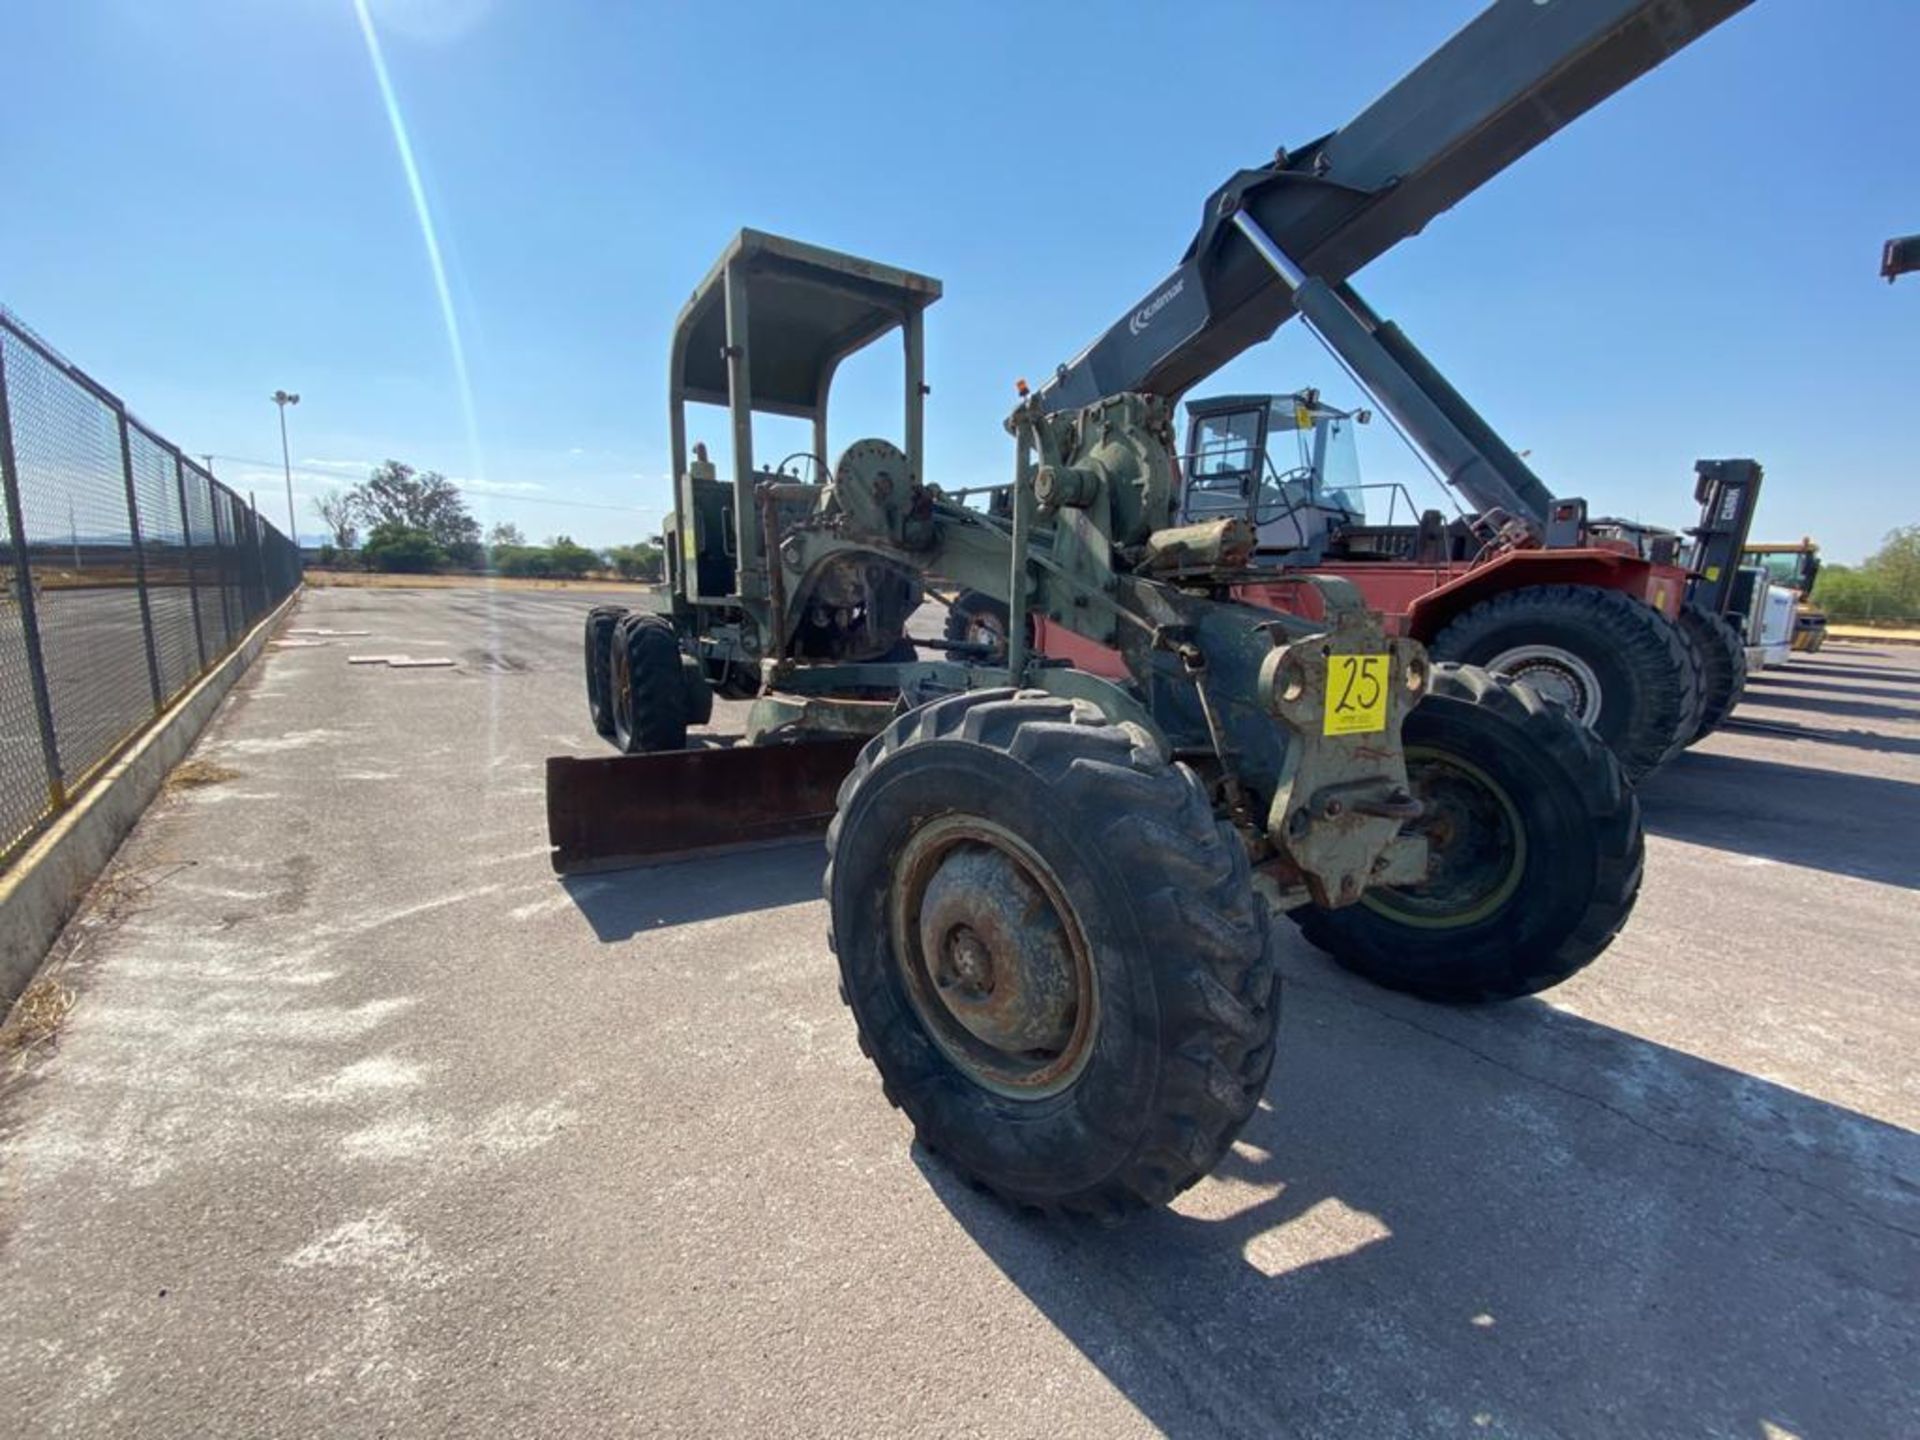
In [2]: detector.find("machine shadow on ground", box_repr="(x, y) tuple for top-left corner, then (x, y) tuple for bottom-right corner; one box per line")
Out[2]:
(1716, 715), (1920, 760)
(1792, 654), (1909, 677)
(561, 842), (826, 940)
(1637, 752), (1920, 888)
(920, 951), (1918, 1440)
(1730, 686), (1917, 725)
(1749, 675), (1920, 704)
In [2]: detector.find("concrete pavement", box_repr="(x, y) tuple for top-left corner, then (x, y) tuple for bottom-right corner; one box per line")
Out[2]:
(1, 583), (1914, 1438)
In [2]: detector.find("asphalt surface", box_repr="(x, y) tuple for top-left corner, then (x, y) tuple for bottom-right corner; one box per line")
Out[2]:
(1, 585), (1915, 1439)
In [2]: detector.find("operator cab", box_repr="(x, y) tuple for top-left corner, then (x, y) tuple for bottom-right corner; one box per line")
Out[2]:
(664, 229), (942, 672)
(1178, 391), (1381, 558)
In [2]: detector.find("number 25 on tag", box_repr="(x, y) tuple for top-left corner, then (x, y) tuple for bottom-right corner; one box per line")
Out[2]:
(1324, 654), (1389, 736)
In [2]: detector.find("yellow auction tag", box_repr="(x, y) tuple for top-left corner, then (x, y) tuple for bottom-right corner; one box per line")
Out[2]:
(1324, 653), (1390, 736)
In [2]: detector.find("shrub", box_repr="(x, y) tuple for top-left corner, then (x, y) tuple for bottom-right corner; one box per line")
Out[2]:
(360, 521), (446, 574)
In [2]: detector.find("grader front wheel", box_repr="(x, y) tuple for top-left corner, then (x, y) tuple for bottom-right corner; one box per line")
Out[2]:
(826, 690), (1277, 1220)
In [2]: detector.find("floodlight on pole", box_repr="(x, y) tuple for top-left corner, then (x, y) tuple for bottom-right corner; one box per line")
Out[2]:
(271, 389), (301, 541)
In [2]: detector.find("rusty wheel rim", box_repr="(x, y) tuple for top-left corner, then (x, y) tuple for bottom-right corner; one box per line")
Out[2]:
(610, 634), (635, 749)
(889, 815), (1098, 1099)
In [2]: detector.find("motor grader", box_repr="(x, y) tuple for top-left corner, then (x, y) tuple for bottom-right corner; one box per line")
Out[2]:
(548, 0), (1756, 1217)
(550, 233), (1641, 1219)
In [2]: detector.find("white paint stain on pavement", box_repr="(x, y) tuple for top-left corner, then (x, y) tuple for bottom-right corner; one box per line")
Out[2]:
(219, 728), (357, 755)
(508, 890), (576, 922)
(339, 1094), (581, 1163)
(284, 1211), (448, 1290)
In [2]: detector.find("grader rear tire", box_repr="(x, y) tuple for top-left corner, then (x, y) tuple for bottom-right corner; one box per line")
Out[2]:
(1293, 663), (1643, 1002)
(1428, 584), (1698, 781)
(827, 690), (1276, 1221)
(610, 614), (689, 754)
(583, 605), (627, 738)
(679, 654), (714, 727)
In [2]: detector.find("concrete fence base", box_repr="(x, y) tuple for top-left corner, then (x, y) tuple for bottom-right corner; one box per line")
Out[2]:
(0, 590), (300, 1013)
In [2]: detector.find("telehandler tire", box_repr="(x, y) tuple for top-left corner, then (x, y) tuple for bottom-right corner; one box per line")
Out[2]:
(584, 605), (628, 738)
(610, 613), (688, 754)
(1672, 616), (1713, 748)
(1428, 583), (1698, 781)
(827, 689), (1276, 1221)
(1676, 600), (1746, 746)
(1293, 663), (1642, 1002)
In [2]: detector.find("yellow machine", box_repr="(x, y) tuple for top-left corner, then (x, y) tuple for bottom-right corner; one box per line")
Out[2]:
(1743, 540), (1827, 652)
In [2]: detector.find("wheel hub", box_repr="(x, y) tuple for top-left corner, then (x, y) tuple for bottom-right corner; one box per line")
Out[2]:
(1364, 746), (1526, 929)
(889, 817), (1095, 1096)
(942, 926), (994, 992)
(918, 846), (1076, 1056)
(1483, 643), (1602, 726)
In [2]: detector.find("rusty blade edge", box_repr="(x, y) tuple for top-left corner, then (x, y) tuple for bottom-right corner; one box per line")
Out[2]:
(549, 826), (834, 876)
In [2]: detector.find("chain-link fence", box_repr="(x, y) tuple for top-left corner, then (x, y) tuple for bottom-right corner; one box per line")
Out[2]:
(0, 311), (302, 869)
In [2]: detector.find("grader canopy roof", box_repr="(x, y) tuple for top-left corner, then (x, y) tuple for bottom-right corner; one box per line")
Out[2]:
(670, 229), (942, 418)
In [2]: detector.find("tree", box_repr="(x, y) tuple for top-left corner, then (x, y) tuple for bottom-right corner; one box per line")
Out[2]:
(312, 489), (359, 553)
(605, 541), (663, 581)
(347, 461), (481, 566)
(486, 521), (526, 549)
(544, 534), (602, 579)
(493, 545), (550, 578)
(1812, 565), (1888, 620)
(360, 520), (446, 574)
(1872, 525), (1920, 607)
(1811, 525), (1920, 621)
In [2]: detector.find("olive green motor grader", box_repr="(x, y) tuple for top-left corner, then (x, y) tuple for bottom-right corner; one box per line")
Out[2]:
(548, 229), (1641, 1219)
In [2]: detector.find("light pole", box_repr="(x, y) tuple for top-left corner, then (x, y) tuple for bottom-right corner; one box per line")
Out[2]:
(271, 389), (300, 542)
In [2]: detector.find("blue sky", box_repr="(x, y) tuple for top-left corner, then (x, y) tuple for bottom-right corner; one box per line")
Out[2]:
(1, 0), (1914, 560)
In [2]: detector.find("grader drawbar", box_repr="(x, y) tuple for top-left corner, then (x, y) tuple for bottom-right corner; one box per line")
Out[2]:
(542, 0), (1771, 1217)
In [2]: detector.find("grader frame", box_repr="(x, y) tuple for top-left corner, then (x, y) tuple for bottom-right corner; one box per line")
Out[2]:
(551, 230), (1429, 910)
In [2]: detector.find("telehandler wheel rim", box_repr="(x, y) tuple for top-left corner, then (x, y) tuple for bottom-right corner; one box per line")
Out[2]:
(1360, 745), (1527, 930)
(1482, 644), (1603, 726)
(887, 815), (1098, 1100)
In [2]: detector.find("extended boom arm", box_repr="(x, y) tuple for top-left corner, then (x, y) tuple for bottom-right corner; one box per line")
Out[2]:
(1039, 0), (1752, 529)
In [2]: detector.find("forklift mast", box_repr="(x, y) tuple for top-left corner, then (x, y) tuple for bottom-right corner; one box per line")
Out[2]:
(1036, 0), (1754, 534)
(1685, 458), (1764, 616)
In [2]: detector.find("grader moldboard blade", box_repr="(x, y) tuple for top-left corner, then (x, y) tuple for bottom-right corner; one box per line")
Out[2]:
(546, 738), (868, 875)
